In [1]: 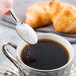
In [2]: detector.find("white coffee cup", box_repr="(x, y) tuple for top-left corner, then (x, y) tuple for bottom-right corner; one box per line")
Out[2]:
(2, 33), (74, 76)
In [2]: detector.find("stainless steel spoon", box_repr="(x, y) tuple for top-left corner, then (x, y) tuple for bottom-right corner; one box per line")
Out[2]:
(10, 9), (38, 44)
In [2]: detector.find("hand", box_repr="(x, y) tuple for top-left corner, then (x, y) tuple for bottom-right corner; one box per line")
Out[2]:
(0, 0), (13, 16)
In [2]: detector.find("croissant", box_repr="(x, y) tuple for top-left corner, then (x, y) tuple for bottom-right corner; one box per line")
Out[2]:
(25, 2), (52, 28)
(49, 0), (76, 33)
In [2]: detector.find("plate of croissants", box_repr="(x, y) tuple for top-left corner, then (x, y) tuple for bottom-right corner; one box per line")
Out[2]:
(24, 0), (76, 40)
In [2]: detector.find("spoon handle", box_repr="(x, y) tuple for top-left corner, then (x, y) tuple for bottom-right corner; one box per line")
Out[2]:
(10, 9), (20, 23)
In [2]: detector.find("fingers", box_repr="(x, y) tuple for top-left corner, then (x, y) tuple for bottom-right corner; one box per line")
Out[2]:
(0, 0), (13, 16)
(5, 11), (11, 15)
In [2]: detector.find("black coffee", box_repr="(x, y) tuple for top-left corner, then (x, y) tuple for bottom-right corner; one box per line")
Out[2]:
(20, 39), (69, 70)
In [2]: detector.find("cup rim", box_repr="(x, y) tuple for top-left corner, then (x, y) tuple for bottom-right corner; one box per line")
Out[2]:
(17, 33), (74, 72)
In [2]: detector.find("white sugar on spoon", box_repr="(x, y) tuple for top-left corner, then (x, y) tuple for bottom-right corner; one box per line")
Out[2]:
(10, 9), (38, 44)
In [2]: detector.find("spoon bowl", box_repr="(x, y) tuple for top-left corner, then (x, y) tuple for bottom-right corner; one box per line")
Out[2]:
(16, 22), (38, 44)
